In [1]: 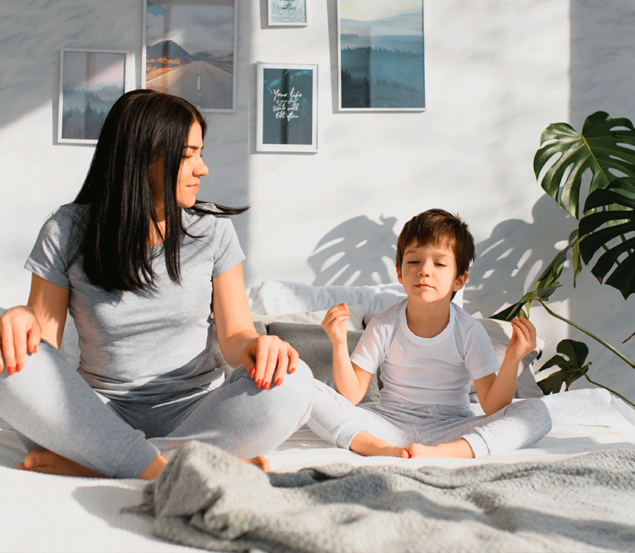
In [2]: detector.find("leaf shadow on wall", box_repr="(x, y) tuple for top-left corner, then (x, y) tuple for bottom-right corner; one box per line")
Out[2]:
(464, 195), (575, 318)
(308, 215), (399, 286)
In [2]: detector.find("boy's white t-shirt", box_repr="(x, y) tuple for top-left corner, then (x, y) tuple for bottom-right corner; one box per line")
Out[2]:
(351, 300), (500, 408)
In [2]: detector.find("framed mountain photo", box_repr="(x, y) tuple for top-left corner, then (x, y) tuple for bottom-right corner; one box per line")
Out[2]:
(143, 0), (237, 113)
(337, 0), (425, 111)
(58, 49), (131, 144)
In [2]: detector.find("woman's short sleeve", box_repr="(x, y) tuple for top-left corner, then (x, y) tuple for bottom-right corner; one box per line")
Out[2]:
(211, 217), (246, 278)
(24, 205), (79, 289)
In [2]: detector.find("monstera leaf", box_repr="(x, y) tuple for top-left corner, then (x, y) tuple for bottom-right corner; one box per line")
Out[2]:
(578, 177), (635, 299)
(537, 339), (591, 394)
(490, 284), (560, 321)
(533, 112), (635, 219)
(535, 228), (582, 288)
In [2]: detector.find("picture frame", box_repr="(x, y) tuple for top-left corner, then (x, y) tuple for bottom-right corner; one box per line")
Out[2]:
(256, 62), (318, 153)
(143, 0), (237, 113)
(268, 0), (308, 27)
(58, 49), (131, 145)
(337, 0), (425, 112)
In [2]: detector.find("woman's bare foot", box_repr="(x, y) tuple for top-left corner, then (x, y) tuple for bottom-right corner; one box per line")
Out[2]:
(18, 449), (271, 480)
(408, 439), (475, 459)
(350, 431), (411, 458)
(18, 450), (103, 478)
(241, 455), (271, 472)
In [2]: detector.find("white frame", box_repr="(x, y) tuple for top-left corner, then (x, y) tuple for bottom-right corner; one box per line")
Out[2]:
(268, 0), (308, 27)
(256, 62), (318, 153)
(337, 0), (425, 112)
(58, 48), (131, 145)
(142, 0), (238, 113)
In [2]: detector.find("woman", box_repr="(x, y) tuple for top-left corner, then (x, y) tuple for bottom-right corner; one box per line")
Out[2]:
(0, 90), (313, 479)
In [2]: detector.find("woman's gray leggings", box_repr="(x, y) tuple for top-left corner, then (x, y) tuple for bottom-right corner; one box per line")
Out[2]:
(308, 380), (552, 457)
(0, 341), (314, 478)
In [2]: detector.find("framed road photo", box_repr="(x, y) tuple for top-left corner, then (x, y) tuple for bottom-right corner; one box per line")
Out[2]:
(143, 0), (237, 113)
(58, 49), (130, 144)
(337, 0), (425, 111)
(256, 63), (318, 153)
(268, 0), (308, 27)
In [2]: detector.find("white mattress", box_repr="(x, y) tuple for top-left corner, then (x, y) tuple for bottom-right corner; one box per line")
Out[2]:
(1, 389), (634, 553)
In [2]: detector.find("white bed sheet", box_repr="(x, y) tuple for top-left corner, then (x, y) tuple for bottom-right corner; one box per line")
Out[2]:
(1, 389), (634, 553)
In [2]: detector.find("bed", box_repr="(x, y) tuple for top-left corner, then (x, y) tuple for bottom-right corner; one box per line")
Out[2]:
(1, 281), (635, 553)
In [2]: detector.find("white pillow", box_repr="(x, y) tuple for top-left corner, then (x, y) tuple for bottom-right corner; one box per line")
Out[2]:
(252, 304), (364, 331)
(255, 281), (408, 318)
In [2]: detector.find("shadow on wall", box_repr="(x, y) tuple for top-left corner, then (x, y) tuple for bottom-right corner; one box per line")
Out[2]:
(464, 195), (575, 318)
(568, 1), (635, 129)
(308, 215), (399, 286)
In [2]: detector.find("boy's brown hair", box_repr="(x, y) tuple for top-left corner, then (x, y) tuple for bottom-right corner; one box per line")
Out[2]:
(396, 209), (475, 277)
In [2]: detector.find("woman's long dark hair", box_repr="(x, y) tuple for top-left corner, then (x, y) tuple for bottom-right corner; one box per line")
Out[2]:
(72, 89), (247, 292)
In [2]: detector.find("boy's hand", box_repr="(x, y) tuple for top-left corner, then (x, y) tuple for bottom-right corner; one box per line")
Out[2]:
(321, 303), (349, 345)
(506, 315), (536, 363)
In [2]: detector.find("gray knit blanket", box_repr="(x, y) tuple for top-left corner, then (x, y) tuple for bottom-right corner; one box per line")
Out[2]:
(127, 441), (635, 553)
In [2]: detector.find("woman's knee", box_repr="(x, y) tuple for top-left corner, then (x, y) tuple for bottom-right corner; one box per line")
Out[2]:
(0, 341), (70, 405)
(278, 359), (314, 417)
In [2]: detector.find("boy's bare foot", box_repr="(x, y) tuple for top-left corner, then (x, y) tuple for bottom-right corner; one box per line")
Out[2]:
(350, 431), (411, 458)
(18, 450), (102, 478)
(241, 455), (271, 472)
(408, 438), (475, 459)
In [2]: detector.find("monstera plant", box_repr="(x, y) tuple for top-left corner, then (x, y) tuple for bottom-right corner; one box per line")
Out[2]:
(492, 112), (635, 406)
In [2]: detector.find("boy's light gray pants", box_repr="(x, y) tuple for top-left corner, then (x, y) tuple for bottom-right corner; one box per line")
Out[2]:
(308, 380), (552, 457)
(0, 341), (314, 478)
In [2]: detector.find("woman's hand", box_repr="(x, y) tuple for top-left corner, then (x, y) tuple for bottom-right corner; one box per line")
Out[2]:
(239, 334), (299, 390)
(0, 306), (41, 375)
(321, 303), (350, 345)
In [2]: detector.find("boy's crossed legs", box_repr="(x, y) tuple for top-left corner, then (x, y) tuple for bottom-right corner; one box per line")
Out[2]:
(308, 380), (551, 459)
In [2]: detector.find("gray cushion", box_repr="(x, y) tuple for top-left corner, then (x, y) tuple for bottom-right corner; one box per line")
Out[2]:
(266, 322), (381, 403)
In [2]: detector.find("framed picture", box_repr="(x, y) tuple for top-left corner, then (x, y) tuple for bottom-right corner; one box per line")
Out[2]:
(58, 49), (130, 144)
(143, 0), (237, 113)
(268, 0), (308, 27)
(256, 63), (318, 153)
(337, 0), (425, 111)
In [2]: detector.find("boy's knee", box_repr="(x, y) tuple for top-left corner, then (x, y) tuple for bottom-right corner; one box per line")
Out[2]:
(511, 398), (553, 435)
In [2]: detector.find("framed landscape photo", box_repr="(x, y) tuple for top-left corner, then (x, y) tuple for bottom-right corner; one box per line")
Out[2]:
(256, 63), (318, 153)
(337, 0), (425, 111)
(143, 0), (237, 113)
(58, 49), (130, 144)
(268, 0), (307, 27)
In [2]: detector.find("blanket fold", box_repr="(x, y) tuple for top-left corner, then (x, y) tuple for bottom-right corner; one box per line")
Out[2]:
(127, 441), (635, 553)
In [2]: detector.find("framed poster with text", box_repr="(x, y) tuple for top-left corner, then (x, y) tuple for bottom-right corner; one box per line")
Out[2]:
(257, 62), (318, 153)
(268, 0), (308, 27)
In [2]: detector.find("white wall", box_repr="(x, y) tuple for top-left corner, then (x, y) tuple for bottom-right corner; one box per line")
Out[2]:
(1, 0), (634, 401)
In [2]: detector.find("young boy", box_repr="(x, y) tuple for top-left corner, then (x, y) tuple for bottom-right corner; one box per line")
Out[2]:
(308, 209), (551, 458)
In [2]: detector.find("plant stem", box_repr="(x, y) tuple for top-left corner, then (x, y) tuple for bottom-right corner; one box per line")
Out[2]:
(539, 301), (635, 370)
(584, 375), (635, 408)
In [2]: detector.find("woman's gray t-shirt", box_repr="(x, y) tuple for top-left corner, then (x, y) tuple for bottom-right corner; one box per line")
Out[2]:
(24, 203), (245, 402)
